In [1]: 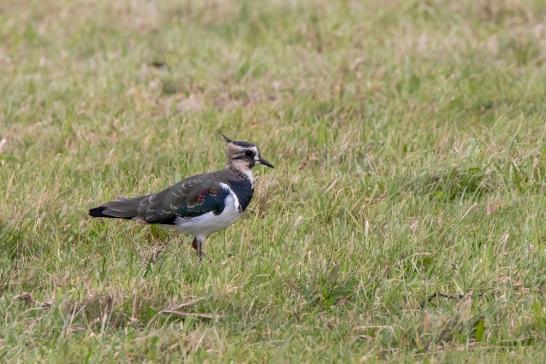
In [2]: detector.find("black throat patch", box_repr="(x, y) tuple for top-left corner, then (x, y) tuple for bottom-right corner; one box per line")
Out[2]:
(225, 169), (254, 212)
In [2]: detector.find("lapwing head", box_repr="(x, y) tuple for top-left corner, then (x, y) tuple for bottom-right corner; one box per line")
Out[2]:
(217, 130), (274, 170)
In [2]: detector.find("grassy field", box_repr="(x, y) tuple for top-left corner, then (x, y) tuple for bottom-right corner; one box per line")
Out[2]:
(1, 0), (545, 362)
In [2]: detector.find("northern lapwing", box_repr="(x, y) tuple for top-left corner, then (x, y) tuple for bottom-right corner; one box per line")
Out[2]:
(89, 131), (274, 258)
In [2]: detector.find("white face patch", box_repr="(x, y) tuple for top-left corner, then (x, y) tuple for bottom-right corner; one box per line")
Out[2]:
(251, 146), (260, 162)
(228, 143), (260, 173)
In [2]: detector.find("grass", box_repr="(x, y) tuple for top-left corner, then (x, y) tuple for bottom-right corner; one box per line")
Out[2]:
(1, 0), (545, 361)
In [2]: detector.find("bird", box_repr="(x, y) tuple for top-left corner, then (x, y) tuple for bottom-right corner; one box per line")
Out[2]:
(89, 130), (274, 258)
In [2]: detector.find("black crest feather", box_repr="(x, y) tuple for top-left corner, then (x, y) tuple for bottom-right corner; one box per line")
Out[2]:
(216, 129), (233, 143)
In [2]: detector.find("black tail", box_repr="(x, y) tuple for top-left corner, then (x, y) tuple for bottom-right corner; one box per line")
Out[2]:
(89, 206), (111, 218)
(89, 197), (143, 219)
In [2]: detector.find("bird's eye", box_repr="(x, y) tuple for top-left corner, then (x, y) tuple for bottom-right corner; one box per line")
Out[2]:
(245, 150), (253, 157)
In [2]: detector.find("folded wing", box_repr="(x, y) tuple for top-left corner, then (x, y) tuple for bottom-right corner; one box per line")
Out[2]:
(89, 177), (230, 225)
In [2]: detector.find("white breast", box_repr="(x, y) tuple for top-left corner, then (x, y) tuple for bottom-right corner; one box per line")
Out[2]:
(173, 183), (241, 236)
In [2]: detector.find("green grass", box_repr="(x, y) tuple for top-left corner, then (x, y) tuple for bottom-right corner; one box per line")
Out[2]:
(1, 0), (546, 362)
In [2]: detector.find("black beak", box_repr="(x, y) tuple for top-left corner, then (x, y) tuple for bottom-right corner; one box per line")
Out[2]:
(258, 157), (274, 168)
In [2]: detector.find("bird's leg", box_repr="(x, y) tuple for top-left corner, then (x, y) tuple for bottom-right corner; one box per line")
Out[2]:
(192, 237), (198, 251)
(192, 236), (205, 260)
(196, 238), (204, 260)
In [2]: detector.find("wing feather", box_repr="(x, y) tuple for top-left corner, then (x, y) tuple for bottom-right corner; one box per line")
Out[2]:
(135, 177), (230, 224)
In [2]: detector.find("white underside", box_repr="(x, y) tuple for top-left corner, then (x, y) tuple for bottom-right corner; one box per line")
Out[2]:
(170, 183), (241, 237)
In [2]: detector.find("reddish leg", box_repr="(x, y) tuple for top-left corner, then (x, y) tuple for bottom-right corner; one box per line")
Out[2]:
(191, 237), (204, 260)
(192, 237), (198, 251)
